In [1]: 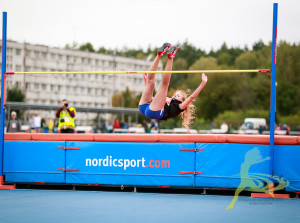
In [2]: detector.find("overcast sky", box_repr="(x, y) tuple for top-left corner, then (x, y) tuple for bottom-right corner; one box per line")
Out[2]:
(1, 0), (300, 52)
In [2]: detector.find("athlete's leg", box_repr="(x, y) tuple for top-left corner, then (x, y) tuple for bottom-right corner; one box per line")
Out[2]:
(149, 46), (179, 111)
(139, 43), (171, 105)
(139, 55), (161, 105)
(149, 58), (173, 110)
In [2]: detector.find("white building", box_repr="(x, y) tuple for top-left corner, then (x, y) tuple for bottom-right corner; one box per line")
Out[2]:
(0, 40), (163, 126)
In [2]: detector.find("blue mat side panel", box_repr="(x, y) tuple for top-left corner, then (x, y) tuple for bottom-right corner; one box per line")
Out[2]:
(195, 143), (270, 189)
(3, 140), (299, 191)
(3, 141), (66, 183)
(274, 145), (300, 192)
(65, 142), (195, 187)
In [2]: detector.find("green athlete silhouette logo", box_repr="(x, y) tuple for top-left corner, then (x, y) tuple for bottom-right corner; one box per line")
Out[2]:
(226, 147), (288, 210)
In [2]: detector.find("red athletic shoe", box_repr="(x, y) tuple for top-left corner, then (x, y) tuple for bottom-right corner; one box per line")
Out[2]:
(157, 43), (171, 56)
(167, 46), (180, 59)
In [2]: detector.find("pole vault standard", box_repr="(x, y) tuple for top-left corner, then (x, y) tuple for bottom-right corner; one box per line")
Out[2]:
(0, 12), (14, 189)
(252, 3), (286, 199)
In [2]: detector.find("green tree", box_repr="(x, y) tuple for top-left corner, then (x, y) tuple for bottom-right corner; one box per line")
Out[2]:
(252, 39), (266, 51)
(169, 58), (189, 87)
(7, 85), (25, 102)
(6, 85), (25, 119)
(112, 87), (138, 108)
(235, 51), (259, 70)
(217, 52), (232, 67)
(79, 42), (95, 52)
(277, 81), (300, 116)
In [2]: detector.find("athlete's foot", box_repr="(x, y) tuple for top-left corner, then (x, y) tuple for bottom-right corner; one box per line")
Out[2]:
(167, 46), (180, 59)
(157, 43), (172, 56)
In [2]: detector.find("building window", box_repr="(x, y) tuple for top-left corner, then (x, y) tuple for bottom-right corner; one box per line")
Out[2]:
(42, 84), (47, 90)
(16, 65), (22, 71)
(15, 48), (21, 56)
(42, 52), (47, 59)
(51, 53), (56, 60)
(26, 83), (31, 90)
(34, 83), (39, 90)
(34, 51), (39, 58)
(51, 85), (55, 91)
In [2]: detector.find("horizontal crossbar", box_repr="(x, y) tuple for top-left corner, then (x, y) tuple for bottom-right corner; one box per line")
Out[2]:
(5, 69), (270, 75)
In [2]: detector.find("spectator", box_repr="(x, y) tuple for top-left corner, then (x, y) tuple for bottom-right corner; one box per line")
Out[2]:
(221, 122), (228, 133)
(48, 118), (54, 133)
(282, 124), (290, 135)
(101, 121), (107, 133)
(129, 122), (136, 128)
(120, 120), (125, 129)
(41, 118), (47, 133)
(258, 124), (267, 134)
(142, 120), (149, 133)
(107, 122), (113, 133)
(29, 114), (36, 133)
(56, 99), (76, 133)
(150, 119), (159, 133)
(228, 123), (233, 134)
(114, 119), (120, 129)
(34, 113), (41, 133)
(6, 111), (21, 133)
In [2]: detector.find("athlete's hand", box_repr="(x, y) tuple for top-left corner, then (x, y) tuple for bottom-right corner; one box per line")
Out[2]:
(201, 73), (208, 84)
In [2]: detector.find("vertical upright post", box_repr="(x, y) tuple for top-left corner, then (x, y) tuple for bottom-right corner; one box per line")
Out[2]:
(270, 3), (278, 176)
(0, 12), (7, 178)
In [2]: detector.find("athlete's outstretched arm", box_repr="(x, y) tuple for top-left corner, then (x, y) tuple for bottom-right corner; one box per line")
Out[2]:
(179, 73), (208, 110)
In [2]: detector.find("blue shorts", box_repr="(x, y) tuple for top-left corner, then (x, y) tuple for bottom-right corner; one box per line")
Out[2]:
(139, 102), (164, 119)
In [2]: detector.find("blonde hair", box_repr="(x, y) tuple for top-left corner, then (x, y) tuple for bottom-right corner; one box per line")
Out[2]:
(175, 90), (196, 128)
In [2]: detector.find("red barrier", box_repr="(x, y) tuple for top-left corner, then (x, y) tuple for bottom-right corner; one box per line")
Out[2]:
(94, 134), (158, 142)
(5, 133), (32, 141)
(4, 133), (300, 145)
